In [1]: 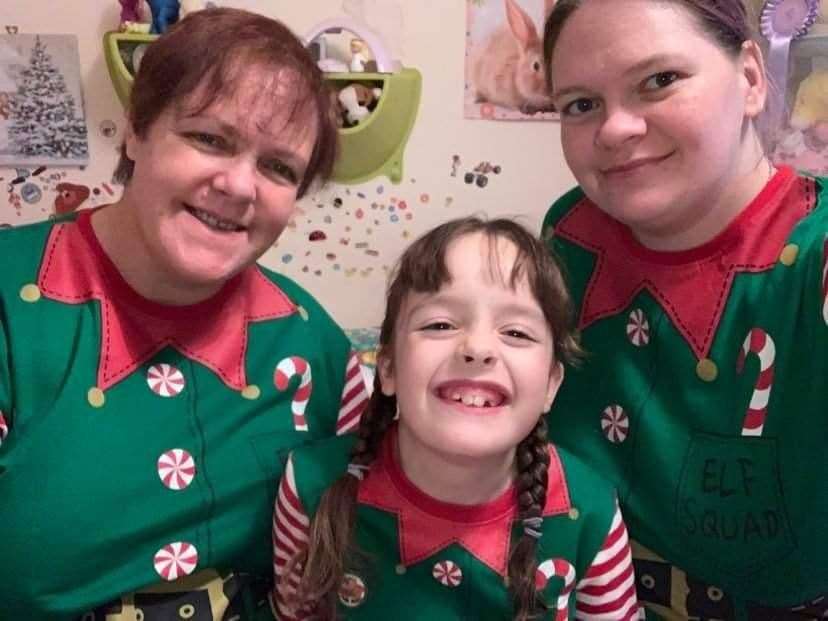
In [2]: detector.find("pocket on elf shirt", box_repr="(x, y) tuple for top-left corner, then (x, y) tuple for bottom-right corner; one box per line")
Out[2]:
(676, 432), (794, 579)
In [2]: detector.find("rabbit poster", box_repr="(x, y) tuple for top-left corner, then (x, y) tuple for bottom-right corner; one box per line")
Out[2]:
(465, 0), (558, 120)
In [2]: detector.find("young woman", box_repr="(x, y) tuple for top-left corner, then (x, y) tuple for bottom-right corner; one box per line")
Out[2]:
(542, 1), (828, 618)
(0, 9), (368, 619)
(273, 218), (639, 620)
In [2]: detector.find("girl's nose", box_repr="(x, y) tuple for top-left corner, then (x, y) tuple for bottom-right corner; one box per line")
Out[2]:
(456, 338), (496, 367)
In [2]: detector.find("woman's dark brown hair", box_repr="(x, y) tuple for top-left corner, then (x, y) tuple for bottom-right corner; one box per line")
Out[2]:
(281, 217), (582, 620)
(544, 0), (756, 90)
(113, 7), (338, 198)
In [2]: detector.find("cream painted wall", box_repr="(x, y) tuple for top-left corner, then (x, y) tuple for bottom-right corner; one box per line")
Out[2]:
(0, 0), (576, 328)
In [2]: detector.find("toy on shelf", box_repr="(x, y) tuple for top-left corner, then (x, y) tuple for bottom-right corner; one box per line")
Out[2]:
(349, 38), (377, 72)
(148, 0), (180, 34)
(337, 83), (383, 126)
(304, 17), (421, 184)
(119, 0), (143, 23)
(306, 17), (399, 73)
(119, 0), (152, 33)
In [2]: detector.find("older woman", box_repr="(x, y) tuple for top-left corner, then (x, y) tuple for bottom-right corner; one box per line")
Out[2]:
(0, 8), (367, 620)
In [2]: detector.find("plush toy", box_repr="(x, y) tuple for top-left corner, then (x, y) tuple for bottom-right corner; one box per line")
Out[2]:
(119, 0), (152, 33)
(337, 83), (382, 126)
(790, 68), (828, 130)
(148, 0), (180, 34)
(119, 0), (143, 24)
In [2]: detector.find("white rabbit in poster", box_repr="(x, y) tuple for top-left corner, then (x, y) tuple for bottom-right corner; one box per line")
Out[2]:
(470, 0), (556, 114)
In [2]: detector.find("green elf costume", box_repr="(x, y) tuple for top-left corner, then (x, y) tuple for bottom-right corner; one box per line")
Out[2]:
(272, 427), (640, 620)
(0, 210), (369, 620)
(542, 166), (828, 620)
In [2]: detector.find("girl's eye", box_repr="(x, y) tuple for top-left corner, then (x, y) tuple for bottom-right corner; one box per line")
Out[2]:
(643, 71), (679, 91)
(260, 159), (298, 185)
(503, 328), (536, 342)
(560, 97), (598, 117)
(422, 321), (454, 331)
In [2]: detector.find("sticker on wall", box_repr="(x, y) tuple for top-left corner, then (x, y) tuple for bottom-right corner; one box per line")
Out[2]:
(99, 119), (117, 138)
(54, 182), (90, 215)
(20, 182), (41, 204)
(450, 154), (460, 176)
(278, 178), (431, 279)
(462, 160), (502, 188)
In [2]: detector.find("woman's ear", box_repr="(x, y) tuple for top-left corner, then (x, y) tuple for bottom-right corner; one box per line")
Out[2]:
(124, 119), (139, 161)
(543, 362), (564, 412)
(740, 39), (767, 119)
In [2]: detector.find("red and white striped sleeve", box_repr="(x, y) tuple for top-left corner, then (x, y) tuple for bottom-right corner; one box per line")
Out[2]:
(335, 351), (369, 435)
(272, 454), (314, 621)
(574, 504), (640, 620)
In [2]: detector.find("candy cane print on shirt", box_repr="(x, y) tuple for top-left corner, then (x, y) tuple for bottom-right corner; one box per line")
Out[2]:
(535, 558), (576, 621)
(736, 328), (775, 436)
(274, 357), (312, 432)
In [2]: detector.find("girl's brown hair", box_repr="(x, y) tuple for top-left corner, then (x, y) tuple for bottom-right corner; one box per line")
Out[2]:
(113, 7), (338, 198)
(281, 217), (582, 619)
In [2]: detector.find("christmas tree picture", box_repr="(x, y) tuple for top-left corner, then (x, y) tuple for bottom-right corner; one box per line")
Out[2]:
(0, 34), (89, 166)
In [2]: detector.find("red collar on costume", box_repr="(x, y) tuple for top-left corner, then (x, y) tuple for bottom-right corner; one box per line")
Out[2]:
(553, 166), (815, 359)
(36, 208), (297, 391)
(357, 426), (572, 577)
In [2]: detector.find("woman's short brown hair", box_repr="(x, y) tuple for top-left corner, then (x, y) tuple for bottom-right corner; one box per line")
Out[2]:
(113, 7), (338, 198)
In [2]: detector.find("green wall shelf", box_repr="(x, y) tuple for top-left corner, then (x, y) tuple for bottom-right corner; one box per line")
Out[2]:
(103, 31), (421, 186)
(103, 31), (156, 108)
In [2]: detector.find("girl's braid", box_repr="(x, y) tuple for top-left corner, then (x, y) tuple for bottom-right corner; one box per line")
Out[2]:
(291, 374), (398, 619)
(509, 415), (551, 621)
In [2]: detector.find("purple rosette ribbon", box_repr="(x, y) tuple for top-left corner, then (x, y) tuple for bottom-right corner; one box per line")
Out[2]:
(760, 0), (820, 136)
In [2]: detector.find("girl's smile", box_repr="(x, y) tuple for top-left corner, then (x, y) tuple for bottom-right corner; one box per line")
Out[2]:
(435, 379), (509, 412)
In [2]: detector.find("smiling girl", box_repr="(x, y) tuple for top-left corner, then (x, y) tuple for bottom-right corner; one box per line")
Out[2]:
(272, 218), (639, 620)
